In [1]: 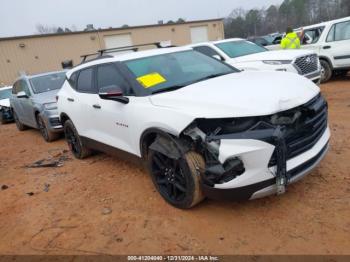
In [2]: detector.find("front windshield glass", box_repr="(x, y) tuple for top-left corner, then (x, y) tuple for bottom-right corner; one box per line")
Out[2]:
(30, 72), (66, 94)
(0, 88), (12, 100)
(124, 50), (236, 94)
(215, 40), (267, 58)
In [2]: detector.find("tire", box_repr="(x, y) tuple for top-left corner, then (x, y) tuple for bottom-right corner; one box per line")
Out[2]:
(148, 148), (205, 209)
(13, 111), (28, 131)
(36, 115), (60, 142)
(320, 60), (332, 83)
(64, 119), (92, 159)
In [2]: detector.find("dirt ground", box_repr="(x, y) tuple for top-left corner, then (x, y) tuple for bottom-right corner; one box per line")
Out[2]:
(0, 76), (349, 256)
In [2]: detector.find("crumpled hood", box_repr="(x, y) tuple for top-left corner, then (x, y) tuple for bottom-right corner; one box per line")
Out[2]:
(149, 71), (319, 118)
(32, 89), (59, 105)
(0, 98), (10, 108)
(232, 49), (314, 63)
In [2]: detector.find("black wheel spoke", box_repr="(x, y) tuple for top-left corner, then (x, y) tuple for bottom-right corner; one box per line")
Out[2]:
(173, 182), (186, 193)
(151, 151), (188, 203)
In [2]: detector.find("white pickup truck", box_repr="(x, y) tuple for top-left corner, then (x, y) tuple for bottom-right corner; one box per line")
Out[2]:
(189, 38), (321, 85)
(267, 16), (350, 82)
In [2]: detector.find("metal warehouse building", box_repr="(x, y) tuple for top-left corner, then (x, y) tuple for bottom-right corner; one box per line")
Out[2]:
(0, 19), (224, 85)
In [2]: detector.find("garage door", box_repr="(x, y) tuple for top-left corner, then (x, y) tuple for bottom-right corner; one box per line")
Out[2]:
(190, 26), (209, 43)
(104, 34), (132, 49)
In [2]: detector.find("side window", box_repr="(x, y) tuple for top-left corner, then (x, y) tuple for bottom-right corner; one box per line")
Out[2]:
(21, 80), (31, 96)
(193, 46), (223, 60)
(76, 68), (95, 93)
(327, 21), (350, 42)
(96, 64), (130, 94)
(12, 81), (20, 94)
(302, 27), (324, 45)
(68, 72), (78, 89)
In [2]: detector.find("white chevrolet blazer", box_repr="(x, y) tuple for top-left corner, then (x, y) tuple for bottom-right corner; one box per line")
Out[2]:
(189, 38), (321, 85)
(57, 46), (330, 209)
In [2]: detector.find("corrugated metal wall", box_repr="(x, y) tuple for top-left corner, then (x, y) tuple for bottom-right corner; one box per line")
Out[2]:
(0, 20), (224, 86)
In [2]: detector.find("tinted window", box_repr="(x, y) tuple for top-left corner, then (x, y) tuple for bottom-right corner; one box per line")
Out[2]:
(76, 68), (95, 93)
(12, 81), (21, 94)
(215, 40), (267, 58)
(29, 72), (65, 94)
(68, 72), (78, 89)
(327, 21), (350, 42)
(193, 46), (223, 59)
(97, 64), (129, 93)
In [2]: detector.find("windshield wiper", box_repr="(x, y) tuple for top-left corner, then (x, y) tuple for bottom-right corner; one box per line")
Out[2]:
(151, 85), (186, 95)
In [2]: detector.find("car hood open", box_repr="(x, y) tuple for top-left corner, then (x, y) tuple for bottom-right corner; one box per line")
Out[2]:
(149, 71), (319, 118)
(231, 49), (315, 63)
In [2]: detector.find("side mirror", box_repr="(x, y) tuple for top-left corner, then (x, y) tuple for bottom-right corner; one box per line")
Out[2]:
(212, 54), (223, 61)
(99, 85), (129, 104)
(17, 91), (28, 99)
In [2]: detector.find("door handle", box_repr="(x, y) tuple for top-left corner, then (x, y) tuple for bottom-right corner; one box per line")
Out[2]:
(323, 46), (331, 49)
(67, 98), (74, 102)
(92, 104), (101, 109)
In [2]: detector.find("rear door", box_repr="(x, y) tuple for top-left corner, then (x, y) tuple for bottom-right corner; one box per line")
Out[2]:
(20, 80), (36, 127)
(324, 20), (350, 68)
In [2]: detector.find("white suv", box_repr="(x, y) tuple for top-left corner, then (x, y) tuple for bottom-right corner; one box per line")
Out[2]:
(57, 46), (330, 209)
(189, 38), (321, 85)
(268, 16), (350, 82)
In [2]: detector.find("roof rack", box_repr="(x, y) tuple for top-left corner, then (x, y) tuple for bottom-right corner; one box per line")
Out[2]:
(80, 41), (175, 63)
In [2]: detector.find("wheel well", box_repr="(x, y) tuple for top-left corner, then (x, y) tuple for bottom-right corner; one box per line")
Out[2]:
(140, 129), (178, 160)
(34, 111), (40, 124)
(319, 56), (333, 69)
(60, 113), (70, 126)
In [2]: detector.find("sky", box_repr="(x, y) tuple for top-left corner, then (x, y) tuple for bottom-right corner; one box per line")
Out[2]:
(0, 0), (283, 37)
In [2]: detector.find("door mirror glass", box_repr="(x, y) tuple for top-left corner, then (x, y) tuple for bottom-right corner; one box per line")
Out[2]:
(99, 85), (129, 104)
(17, 91), (28, 98)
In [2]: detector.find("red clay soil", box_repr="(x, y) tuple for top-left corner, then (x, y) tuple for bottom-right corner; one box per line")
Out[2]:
(0, 76), (349, 255)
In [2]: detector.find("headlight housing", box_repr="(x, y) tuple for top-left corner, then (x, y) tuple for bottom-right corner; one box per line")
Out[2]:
(43, 102), (58, 110)
(263, 60), (292, 65)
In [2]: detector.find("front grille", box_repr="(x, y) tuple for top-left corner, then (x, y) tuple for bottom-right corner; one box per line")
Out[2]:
(269, 94), (328, 166)
(294, 54), (319, 75)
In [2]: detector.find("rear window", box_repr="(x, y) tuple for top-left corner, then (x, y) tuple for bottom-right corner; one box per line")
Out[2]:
(215, 40), (267, 58)
(30, 72), (66, 94)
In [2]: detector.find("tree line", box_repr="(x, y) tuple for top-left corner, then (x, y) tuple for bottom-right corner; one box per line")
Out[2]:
(224, 0), (350, 38)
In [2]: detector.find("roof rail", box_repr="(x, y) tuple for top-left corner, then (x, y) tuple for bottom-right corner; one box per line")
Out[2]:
(80, 41), (175, 63)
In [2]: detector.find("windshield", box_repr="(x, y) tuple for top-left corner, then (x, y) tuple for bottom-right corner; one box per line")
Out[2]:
(124, 50), (236, 94)
(30, 72), (66, 94)
(215, 40), (267, 58)
(0, 88), (12, 100)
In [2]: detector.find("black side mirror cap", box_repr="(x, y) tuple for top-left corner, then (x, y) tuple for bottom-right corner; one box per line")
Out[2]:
(98, 85), (129, 104)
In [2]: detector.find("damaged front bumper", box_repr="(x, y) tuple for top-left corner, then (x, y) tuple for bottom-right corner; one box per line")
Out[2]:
(184, 93), (330, 201)
(201, 127), (330, 201)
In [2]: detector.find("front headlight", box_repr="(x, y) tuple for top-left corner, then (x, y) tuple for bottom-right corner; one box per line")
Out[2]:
(43, 102), (58, 110)
(263, 60), (292, 65)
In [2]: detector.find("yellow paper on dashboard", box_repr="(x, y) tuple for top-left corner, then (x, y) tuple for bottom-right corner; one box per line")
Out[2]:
(137, 72), (166, 88)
